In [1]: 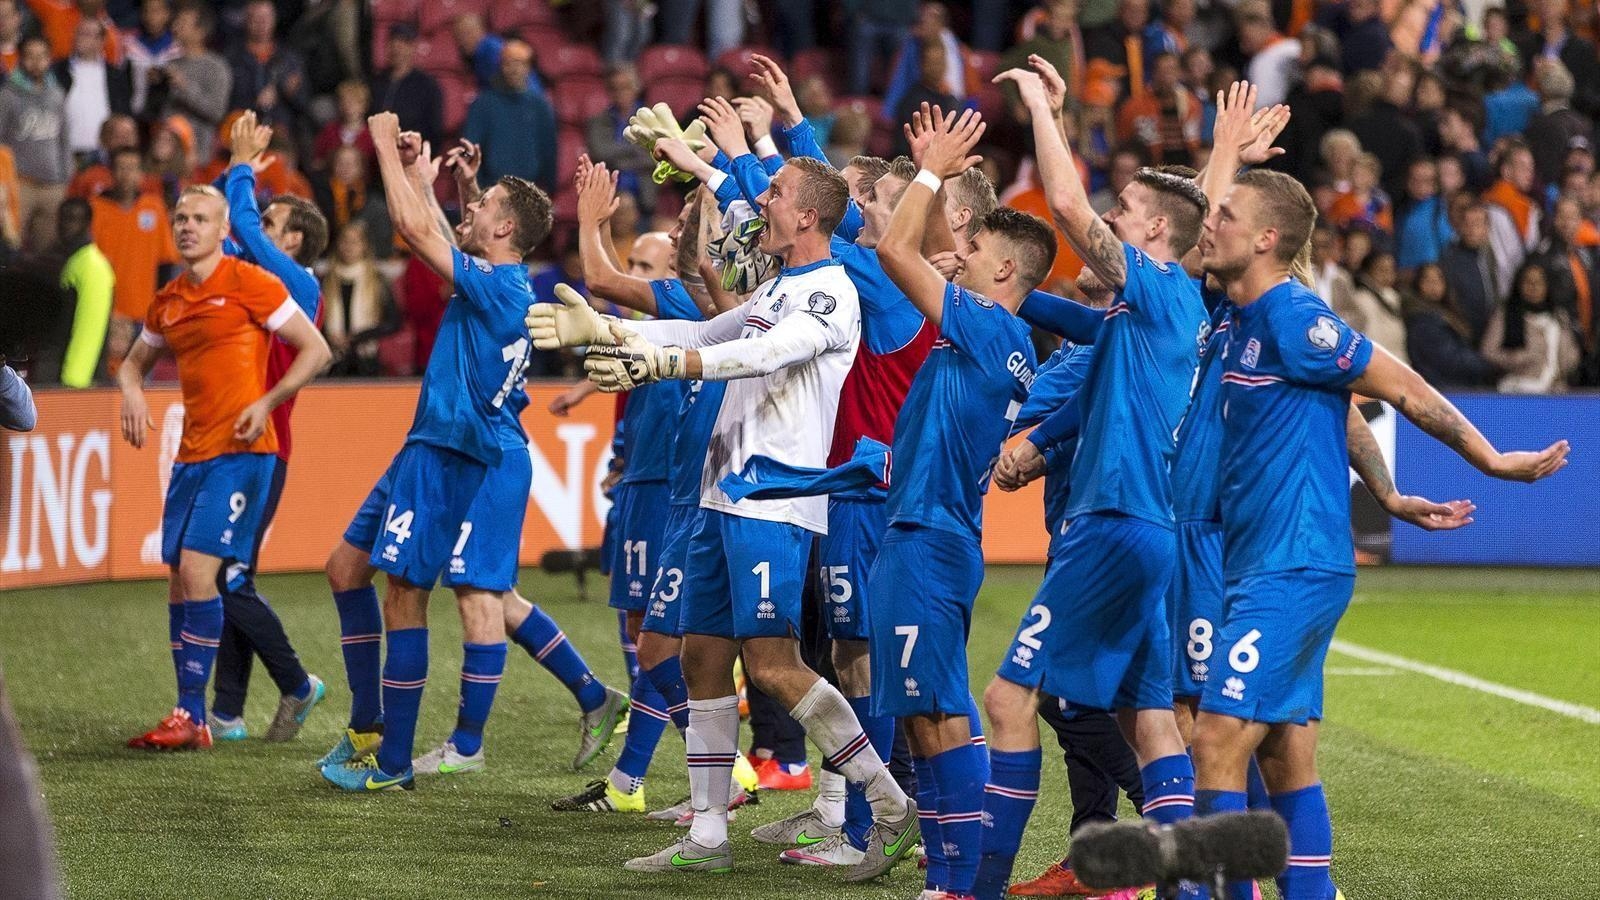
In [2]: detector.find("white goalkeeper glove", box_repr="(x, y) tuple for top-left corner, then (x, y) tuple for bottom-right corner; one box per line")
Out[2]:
(526, 283), (616, 350)
(583, 324), (689, 393)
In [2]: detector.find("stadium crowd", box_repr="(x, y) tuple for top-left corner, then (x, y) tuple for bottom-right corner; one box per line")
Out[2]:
(2, 0), (1599, 394)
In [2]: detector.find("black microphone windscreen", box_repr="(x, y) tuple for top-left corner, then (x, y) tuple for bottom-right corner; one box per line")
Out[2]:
(1168, 811), (1289, 882)
(1069, 820), (1165, 890)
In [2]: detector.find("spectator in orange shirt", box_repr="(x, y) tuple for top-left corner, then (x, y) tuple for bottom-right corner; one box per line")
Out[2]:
(1327, 151), (1395, 234)
(0, 144), (20, 248)
(146, 115), (194, 207)
(67, 114), (152, 199)
(25, 0), (120, 63)
(0, 0), (23, 73)
(91, 145), (178, 371)
(117, 183), (330, 751)
(1115, 52), (1201, 166)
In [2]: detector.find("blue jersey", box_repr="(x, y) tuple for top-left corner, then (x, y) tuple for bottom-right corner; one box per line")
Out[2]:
(407, 248), (536, 466)
(1066, 244), (1207, 526)
(886, 283), (1036, 540)
(621, 279), (708, 484)
(669, 379), (726, 506)
(1220, 280), (1373, 578)
(1017, 342), (1095, 536)
(219, 164), (320, 320)
(831, 237), (926, 354)
(1171, 298), (1234, 524)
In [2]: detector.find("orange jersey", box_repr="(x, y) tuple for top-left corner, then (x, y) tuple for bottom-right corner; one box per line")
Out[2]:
(25, 0), (122, 62)
(142, 256), (298, 463)
(91, 192), (180, 319)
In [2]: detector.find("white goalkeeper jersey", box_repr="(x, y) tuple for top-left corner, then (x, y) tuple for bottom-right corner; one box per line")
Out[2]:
(623, 258), (861, 533)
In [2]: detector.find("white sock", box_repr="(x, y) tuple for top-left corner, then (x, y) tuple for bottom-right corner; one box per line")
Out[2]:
(789, 678), (907, 819)
(607, 767), (641, 795)
(685, 695), (739, 847)
(811, 769), (847, 827)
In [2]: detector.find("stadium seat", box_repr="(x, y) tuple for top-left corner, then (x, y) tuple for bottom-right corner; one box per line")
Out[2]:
(415, 33), (465, 78)
(438, 73), (477, 136)
(645, 76), (706, 119)
(370, 0), (420, 27)
(837, 95), (884, 125)
(556, 128), (587, 187)
(789, 48), (840, 93)
(968, 49), (1002, 85)
(539, 43), (606, 82)
(638, 44), (709, 84)
(552, 77), (609, 127)
(715, 45), (780, 86)
(490, 0), (555, 34)
(520, 23), (566, 54)
(418, 0), (487, 39)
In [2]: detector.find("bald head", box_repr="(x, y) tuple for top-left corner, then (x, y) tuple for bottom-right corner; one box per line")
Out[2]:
(629, 232), (674, 279)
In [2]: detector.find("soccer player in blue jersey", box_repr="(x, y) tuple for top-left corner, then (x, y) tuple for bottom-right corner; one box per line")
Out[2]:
(317, 112), (555, 792)
(1189, 167), (1568, 899)
(975, 62), (1212, 900)
(205, 110), (330, 744)
(868, 110), (1054, 900)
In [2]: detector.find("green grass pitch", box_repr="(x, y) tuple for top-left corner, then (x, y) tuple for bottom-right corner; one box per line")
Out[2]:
(3, 565), (1597, 899)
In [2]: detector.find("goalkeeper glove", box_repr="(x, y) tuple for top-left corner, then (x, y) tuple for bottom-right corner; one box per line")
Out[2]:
(583, 327), (689, 392)
(526, 283), (617, 350)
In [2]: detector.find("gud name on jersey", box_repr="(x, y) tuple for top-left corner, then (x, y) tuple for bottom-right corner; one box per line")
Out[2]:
(1007, 351), (1037, 391)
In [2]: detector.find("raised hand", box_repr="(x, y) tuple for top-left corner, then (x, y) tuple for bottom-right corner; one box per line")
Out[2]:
(904, 101), (948, 168)
(749, 52), (802, 126)
(653, 137), (703, 174)
(576, 160), (620, 227)
(1027, 54), (1068, 116)
(1210, 81), (1260, 164)
(734, 96), (775, 145)
(444, 138), (482, 184)
(409, 140), (441, 184)
(920, 107), (987, 180)
(698, 95), (750, 157)
(228, 110), (273, 168)
(1239, 104), (1291, 166)
(367, 111), (400, 147)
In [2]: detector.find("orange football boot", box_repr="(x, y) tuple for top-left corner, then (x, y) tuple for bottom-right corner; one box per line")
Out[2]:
(127, 708), (212, 751)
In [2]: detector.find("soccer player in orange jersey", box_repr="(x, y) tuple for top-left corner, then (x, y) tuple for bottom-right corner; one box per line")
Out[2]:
(118, 185), (332, 751)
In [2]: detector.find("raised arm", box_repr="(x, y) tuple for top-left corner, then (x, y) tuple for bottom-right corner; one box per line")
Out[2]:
(1346, 402), (1476, 530)
(1348, 344), (1570, 482)
(880, 107), (988, 327)
(369, 112), (454, 282)
(444, 138), (484, 209)
(574, 156), (657, 314)
(996, 61), (1127, 291)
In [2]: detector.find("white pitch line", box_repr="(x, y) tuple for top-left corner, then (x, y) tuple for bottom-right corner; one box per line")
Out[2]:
(1328, 639), (1600, 725)
(1325, 666), (1399, 676)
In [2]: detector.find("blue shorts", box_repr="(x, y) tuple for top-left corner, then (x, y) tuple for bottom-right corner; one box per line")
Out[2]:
(996, 513), (1177, 711)
(866, 524), (984, 718)
(681, 509), (811, 640)
(438, 444), (531, 592)
(1170, 521), (1224, 699)
(609, 480), (671, 612)
(343, 443), (488, 589)
(642, 503), (702, 638)
(1198, 569), (1354, 725)
(161, 453), (276, 570)
(819, 497), (887, 641)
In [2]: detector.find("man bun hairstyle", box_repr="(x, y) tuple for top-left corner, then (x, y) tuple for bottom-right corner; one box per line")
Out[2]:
(978, 207), (1058, 292)
(1233, 168), (1317, 264)
(498, 175), (553, 258)
(1132, 165), (1208, 257)
(786, 157), (850, 236)
(266, 195), (329, 266)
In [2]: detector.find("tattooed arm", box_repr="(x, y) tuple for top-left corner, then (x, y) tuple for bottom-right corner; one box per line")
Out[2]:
(1346, 403), (1476, 530)
(1348, 345), (1570, 483)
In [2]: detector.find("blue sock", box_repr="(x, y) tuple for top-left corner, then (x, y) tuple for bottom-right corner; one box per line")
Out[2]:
(448, 642), (506, 757)
(290, 676), (312, 701)
(375, 628), (428, 775)
(176, 597), (223, 722)
(932, 742), (987, 895)
(1272, 784), (1336, 900)
(617, 610), (639, 681)
(1197, 788), (1254, 900)
(975, 747), (1041, 900)
(1140, 753), (1197, 825)
(511, 605), (607, 713)
(333, 586), (384, 731)
(914, 755), (947, 890)
(613, 671), (669, 785)
(1246, 757), (1271, 810)
(644, 656), (690, 733)
(167, 602), (184, 695)
(841, 695), (895, 850)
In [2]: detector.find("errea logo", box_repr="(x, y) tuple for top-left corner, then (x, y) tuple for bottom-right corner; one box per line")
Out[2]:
(904, 677), (920, 697)
(756, 600), (776, 619)
(1011, 645), (1034, 668)
(1222, 677), (1246, 700)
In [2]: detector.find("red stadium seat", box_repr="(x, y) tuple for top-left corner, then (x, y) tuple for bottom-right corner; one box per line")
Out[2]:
(556, 128), (587, 188)
(370, 0), (420, 27)
(539, 43), (605, 82)
(438, 73), (477, 136)
(552, 77), (609, 127)
(714, 45), (780, 86)
(519, 23), (566, 54)
(638, 44), (709, 84)
(414, 33), (465, 78)
(371, 26), (391, 71)
(968, 50), (1002, 85)
(789, 48), (840, 93)
(418, 0), (487, 39)
(645, 76), (705, 120)
(973, 84), (1006, 121)
(490, 0), (555, 34)
(377, 326), (417, 377)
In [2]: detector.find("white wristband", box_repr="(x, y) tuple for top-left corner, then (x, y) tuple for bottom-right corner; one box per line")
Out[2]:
(754, 136), (779, 159)
(914, 169), (943, 193)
